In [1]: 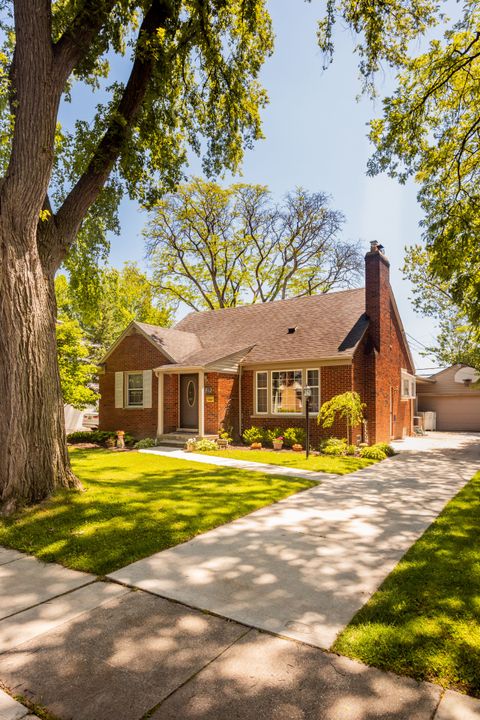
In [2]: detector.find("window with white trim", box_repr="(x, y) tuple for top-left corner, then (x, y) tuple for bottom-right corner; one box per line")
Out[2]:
(126, 372), (144, 407)
(272, 370), (303, 413)
(256, 371), (268, 413)
(306, 369), (320, 413)
(401, 370), (416, 400)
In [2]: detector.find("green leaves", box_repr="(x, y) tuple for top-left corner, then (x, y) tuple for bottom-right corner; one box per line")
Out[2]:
(146, 178), (361, 310)
(56, 318), (99, 409)
(317, 391), (366, 432)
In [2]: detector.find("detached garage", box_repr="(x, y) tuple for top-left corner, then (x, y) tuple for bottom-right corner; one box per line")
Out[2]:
(417, 365), (480, 432)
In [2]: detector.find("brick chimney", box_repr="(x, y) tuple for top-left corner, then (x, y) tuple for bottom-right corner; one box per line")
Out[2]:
(365, 240), (390, 351)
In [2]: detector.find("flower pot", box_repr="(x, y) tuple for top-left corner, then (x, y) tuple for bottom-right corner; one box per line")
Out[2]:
(273, 441), (283, 451)
(217, 438), (229, 449)
(250, 442), (262, 450)
(292, 443), (303, 452)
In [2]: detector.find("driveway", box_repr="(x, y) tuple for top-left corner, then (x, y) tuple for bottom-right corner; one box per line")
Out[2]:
(110, 433), (480, 649)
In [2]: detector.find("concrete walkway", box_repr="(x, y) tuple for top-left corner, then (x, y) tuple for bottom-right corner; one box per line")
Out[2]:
(140, 445), (336, 481)
(112, 433), (480, 649)
(1, 550), (480, 720)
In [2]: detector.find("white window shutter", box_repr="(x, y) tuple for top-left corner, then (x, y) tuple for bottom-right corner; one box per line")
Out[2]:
(115, 372), (124, 408)
(143, 369), (152, 408)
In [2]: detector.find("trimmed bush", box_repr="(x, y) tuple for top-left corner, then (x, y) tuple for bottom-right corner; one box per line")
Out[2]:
(134, 438), (158, 449)
(67, 430), (134, 446)
(360, 445), (387, 460)
(191, 438), (218, 452)
(345, 444), (357, 456)
(263, 427), (283, 447)
(242, 426), (265, 445)
(374, 442), (395, 457)
(283, 427), (306, 448)
(320, 437), (347, 456)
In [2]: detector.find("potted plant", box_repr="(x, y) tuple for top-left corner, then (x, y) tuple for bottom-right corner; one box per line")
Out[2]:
(185, 437), (197, 452)
(273, 435), (284, 451)
(292, 443), (303, 452)
(217, 430), (232, 449)
(250, 442), (262, 450)
(116, 430), (125, 449)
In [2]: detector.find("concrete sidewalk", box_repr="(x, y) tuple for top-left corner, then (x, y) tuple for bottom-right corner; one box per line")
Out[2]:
(139, 445), (335, 481)
(111, 433), (480, 649)
(0, 552), (479, 719)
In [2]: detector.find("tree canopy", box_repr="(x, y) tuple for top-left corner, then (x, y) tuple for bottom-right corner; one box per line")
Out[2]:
(56, 262), (172, 359)
(318, 0), (480, 327)
(403, 245), (480, 371)
(146, 178), (362, 310)
(56, 318), (98, 409)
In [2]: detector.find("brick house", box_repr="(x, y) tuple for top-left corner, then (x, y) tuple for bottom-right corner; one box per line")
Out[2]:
(98, 242), (415, 444)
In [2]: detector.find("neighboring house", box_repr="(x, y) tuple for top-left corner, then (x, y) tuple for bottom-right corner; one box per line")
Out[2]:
(416, 365), (480, 432)
(98, 242), (415, 444)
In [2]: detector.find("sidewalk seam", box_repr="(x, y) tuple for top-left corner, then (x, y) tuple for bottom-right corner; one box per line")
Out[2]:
(139, 626), (253, 719)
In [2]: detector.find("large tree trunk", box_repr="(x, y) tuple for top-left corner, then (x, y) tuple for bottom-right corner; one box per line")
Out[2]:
(0, 216), (80, 515)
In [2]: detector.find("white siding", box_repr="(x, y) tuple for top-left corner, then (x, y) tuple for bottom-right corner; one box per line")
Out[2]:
(143, 369), (153, 408)
(115, 372), (124, 408)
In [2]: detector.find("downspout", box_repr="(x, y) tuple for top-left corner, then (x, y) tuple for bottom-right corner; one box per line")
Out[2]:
(238, 365), (242, 440)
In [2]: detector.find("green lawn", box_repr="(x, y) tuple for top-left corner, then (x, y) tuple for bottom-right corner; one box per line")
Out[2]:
(333, 471), (480, 697)
(0, 449), (314, 576)
(205, 448), (375, 474)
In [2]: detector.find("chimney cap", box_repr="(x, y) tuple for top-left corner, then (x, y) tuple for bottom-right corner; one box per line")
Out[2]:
(369, 240), (385, 254)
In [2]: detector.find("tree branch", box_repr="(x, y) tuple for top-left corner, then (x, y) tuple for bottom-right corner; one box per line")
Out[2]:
(54, 0), (117, 86)
(53, 0), (175, 263)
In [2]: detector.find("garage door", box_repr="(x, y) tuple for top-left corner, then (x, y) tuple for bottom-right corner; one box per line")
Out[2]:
(418, 396), (480, 431)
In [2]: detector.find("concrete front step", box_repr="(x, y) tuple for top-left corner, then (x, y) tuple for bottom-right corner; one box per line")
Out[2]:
(156, 433), (218, 449)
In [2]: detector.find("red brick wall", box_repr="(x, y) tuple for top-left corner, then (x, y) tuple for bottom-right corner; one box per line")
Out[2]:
(99, 330), (169, 439)
(363, 248), (414, 442)
(204, 373), (238, 436)
(163, 374), (179, 433)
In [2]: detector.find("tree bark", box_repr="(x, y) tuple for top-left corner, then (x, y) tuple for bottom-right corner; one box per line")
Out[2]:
(0, 214), (80, 515)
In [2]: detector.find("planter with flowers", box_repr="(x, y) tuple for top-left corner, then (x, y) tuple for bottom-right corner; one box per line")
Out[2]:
(185, 437), (197, 452)
(292, 443), (303, 452)
(217, 430), (233, 449)
(250, 442), (262, 450)
(272, 436), (284, 451)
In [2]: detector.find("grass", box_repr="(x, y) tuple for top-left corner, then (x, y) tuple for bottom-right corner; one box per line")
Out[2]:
(0, 448), (314, 576)
(333, 470), (480, 697)
(205, 447), (375, 474)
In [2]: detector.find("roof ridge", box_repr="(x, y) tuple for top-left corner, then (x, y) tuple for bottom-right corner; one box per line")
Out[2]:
(175, 287), (365, 325)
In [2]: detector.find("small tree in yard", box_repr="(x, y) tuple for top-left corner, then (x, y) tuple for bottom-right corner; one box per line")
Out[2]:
(0, 0), (273, 513)
(318, 392), (365, 444)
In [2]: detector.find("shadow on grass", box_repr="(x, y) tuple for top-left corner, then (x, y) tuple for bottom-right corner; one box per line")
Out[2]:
(334, 470), (480, 697)
(0, 449), (313, 576)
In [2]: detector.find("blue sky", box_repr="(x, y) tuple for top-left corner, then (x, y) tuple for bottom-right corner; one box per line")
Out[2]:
(100, 2), (439, 369)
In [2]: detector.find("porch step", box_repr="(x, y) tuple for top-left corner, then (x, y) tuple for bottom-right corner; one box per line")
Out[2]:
(156, 433), (217, 448)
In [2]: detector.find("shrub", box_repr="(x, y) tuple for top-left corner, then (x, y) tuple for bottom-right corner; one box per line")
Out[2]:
(319, 437), (347, 456)
(263, 427), (282, 447)
(134, 438), (158, 449)
(283, 427), (306, 448)
(242, 426), (264, 445)
(374, 442), (395, 457)
(360, 445), (387, 460)
(191, 438), (218, 452)
(345, 444), (357, 456)
(67, 430), (134, 446)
